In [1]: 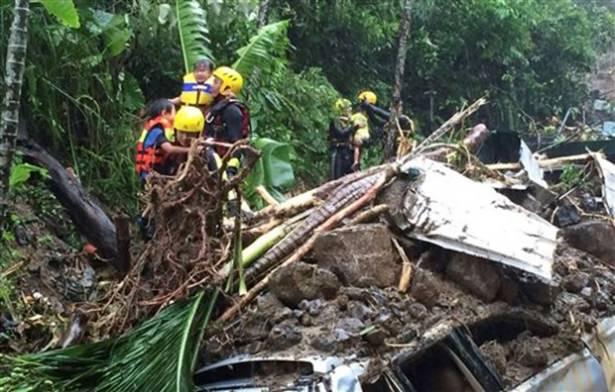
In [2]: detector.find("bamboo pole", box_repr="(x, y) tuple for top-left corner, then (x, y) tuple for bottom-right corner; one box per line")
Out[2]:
(255, 185), (280, 206)
(218, 172), (388, 322)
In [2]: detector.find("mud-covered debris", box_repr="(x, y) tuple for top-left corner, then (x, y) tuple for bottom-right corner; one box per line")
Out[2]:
(562, 271), (590, 293)
(553, 202), (582, 227)
(479, 340), (508, 374)
(269, 261), (341, 307)
(562, 220), (615, 265)
(445, 254), (502, 302)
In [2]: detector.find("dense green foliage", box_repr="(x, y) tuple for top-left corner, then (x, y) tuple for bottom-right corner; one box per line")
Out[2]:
(0, 0), (614, 212)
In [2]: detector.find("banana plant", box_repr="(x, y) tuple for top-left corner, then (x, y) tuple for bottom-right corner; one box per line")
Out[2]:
(174, 0), (214, 73)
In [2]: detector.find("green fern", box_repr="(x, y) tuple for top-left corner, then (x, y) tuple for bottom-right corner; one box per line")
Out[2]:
(175, 0), (214, 74)
(233, 20), (290, 78)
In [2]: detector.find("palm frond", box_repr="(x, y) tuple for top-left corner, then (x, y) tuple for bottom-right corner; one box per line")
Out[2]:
(176, 0), (214, 73)
(233, 20), (290, 78)
(0, 290), (219, 392)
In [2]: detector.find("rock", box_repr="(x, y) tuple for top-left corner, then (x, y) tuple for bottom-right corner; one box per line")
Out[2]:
(562, 271), (590, 293)
(364, 328), (387, 346)
(480, 340), (508, 374)
(515, 335), (548, 367)
(410, 269), (440, 308)
(408, 302), (428, 320)
(310, 335), (337, 353)
(553, 203), (581, 228)
(312, 224), (401, 288)
(521, 279), (561, 306)
(336, 317), (365, 335)
(580, 287), (593, 299)
(266, 320), (302, 351)
(417, 247), (449, 273)
(269, 261), (341, 307)
(445, 254), (502, 302)
(562, 221), (615, 266)
(499, 276), (520, 304)
(557, 292), (590, 313)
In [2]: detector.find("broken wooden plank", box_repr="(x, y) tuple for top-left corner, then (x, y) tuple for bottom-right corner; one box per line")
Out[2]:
(487, 153), (594, 172)
(398, 157), (558, 281)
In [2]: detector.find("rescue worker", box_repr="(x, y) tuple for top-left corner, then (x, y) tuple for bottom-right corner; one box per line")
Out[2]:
(202, 66), (251, 216)
(356, 90), (390, 141)
(135, 101), (204, 184)
(171, 58), (215, 112)
(203, 66), (250, 178)
(329, 98), (369, 179)
(135, 103), (204, 238)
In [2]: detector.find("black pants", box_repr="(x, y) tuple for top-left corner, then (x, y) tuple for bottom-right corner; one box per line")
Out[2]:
(330, 144), (353, 180)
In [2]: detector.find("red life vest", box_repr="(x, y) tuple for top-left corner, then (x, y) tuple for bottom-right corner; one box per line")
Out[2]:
(205, 98), (250, 156)
(135, 116), (174, 176)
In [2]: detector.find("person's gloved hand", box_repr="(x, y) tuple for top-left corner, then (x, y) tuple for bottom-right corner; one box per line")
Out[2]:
(352, 161), (360, 172)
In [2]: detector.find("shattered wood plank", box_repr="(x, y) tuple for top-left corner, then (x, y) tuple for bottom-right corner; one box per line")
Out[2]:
(398, 157), (558, 281)
(591, 153), (615, 218)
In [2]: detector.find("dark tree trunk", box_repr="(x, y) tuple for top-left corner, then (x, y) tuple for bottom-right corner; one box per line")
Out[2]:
(384, 0), (412, 160)
(18, 140), (121, 271)
(0, 0), (30, 222)
(257, 0), (271, 28)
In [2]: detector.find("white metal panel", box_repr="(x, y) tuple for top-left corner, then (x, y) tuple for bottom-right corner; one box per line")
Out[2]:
(592, 154), (615, 217)
(400, 157), (558, 281)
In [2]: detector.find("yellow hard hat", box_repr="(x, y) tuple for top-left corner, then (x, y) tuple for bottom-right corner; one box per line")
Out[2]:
(212, 66), (244, 95)
(174, 106), (204, 133)
(334, 98), (352, 115)
(358, 90), (377, 105)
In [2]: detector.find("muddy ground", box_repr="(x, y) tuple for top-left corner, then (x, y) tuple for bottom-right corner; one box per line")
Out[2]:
(205, 237), (615, 388)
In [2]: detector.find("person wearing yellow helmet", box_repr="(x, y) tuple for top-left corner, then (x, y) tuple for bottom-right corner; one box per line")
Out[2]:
(135, 102), (204, 239)
(171, 58), (215, 109)
(357, 90), (390, 130)
(203, 66), (250, 175)
(135, 101), (204, 184)
(329, 98), (365, 179)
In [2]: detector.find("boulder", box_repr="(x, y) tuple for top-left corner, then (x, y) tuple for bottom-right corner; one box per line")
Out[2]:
(562, 220), (615, 266)
(445, 254), (502, 302)
(269, 262), (341, 308)
(410, 269), (440, 308)
(312, 224), (400, 288)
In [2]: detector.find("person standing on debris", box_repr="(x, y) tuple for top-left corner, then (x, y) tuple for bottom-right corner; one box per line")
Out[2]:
(135, 103), (205, 238)
(203, 66), (252, 216)
(329, 98), (368, 179)
(171, 58), (215, 113)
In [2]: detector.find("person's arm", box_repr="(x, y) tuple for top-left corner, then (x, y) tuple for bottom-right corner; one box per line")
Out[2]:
(160, 141), (190, 155)
(361, 102), (390, 126)
(221, 105), (245, 176)
(352, 145), (361, 171)
(330, 118), (358, 140)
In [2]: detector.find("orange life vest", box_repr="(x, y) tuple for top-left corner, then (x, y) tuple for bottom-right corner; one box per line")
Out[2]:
(135, 116), (174, 176)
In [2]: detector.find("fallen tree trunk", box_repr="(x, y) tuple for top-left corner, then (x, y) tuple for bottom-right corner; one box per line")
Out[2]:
(18, 140), (119, 268)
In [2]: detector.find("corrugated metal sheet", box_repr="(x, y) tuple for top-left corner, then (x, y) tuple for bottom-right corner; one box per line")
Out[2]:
(399, 157), (558, 281)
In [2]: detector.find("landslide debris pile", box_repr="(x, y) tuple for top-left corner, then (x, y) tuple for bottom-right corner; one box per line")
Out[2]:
(208, 225), (615, 388)
(4, 98), (615, 390)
